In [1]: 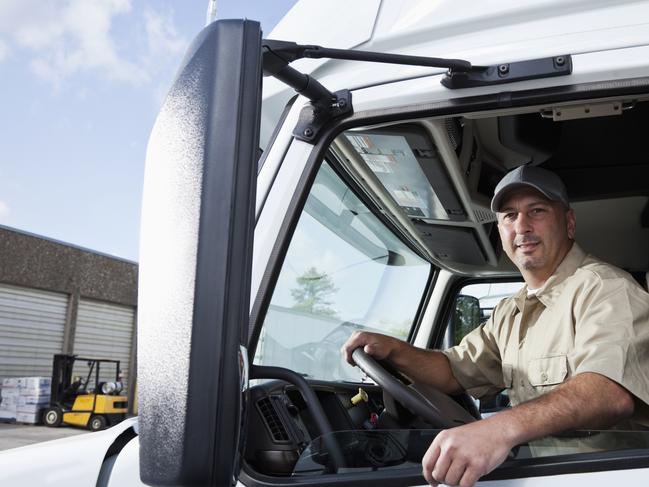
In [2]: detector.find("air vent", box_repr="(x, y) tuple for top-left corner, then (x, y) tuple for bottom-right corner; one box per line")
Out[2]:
(473, 206), (497, 223)
(256, 397), (289, 442)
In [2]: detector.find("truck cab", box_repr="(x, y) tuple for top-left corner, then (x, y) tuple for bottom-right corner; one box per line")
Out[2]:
(2, 1), (649, 486)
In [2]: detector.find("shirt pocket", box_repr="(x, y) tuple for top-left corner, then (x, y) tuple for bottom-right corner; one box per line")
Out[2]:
(528, 355), (568, 387)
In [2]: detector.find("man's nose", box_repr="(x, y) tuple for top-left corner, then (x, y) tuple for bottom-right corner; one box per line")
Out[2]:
(514, 212), (532, 234)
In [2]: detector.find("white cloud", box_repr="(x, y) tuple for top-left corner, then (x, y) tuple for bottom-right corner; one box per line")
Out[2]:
(0, 0), (184, 87)
(144, 8), (186, 58)
(0, 0), (143, 84)
(0, 201), (10, 221)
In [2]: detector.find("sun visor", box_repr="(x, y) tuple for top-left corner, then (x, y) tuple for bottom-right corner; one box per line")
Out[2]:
(415, 223), (488, 266)
(344, 124), (466, 223)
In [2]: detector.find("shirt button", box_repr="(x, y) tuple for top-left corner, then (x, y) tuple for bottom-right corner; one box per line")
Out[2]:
(541, 372), (548, 382)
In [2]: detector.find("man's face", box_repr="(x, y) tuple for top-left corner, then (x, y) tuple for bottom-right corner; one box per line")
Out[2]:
(497, 187), (575, 284)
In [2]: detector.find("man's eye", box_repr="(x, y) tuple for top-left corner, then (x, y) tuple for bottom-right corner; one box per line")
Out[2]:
(530, 208), (546, 218)
(504, 213), (516, 221)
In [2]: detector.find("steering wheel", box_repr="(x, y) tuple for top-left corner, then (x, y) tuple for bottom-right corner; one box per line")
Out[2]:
(352, 348), (478, 428)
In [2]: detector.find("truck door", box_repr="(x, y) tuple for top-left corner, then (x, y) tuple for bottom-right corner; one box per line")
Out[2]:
(137, 19), (262, 486)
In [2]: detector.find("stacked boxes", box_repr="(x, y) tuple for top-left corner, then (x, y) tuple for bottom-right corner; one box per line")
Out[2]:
(0, 377), (51, 424)
(0, 380), (19, 421)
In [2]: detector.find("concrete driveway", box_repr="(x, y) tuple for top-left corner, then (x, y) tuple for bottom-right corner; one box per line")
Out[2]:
(0, 423), (89, 451)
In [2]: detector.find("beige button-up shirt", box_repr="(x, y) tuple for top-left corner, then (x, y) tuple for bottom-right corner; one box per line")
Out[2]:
(444, 243), (649, 425)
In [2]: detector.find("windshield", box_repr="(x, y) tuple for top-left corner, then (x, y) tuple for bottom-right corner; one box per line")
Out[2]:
(253, 160), (431, 382)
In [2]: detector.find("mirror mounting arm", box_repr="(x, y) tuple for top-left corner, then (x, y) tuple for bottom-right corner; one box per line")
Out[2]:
(262, 40), (572, 123)
(262, 40), (353, 143)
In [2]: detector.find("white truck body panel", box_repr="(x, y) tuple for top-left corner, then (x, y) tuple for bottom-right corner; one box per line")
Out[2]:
(0, 418), (137, 486)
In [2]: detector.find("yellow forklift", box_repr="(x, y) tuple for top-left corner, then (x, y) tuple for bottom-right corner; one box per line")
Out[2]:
(43, 354), (128, 431)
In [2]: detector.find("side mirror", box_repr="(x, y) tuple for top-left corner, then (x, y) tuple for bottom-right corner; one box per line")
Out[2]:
(452, 294), (482, 345)
(138, 19), (262, 486)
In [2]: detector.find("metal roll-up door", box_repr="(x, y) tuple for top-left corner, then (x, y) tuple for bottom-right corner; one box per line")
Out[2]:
(0, 283), (68, 379)
(73, 299), (135, 390)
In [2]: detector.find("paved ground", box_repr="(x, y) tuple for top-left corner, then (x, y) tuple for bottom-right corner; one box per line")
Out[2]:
(0, 422), (89, 452)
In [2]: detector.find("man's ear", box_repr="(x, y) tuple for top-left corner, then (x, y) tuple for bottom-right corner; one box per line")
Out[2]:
(566, 208), (576, 240)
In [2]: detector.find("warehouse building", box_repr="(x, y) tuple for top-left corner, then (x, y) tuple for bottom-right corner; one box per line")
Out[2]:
(0, 225), (138, 404)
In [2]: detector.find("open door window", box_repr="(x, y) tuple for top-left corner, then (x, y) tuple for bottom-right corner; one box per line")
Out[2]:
(137, 19), (262, 486)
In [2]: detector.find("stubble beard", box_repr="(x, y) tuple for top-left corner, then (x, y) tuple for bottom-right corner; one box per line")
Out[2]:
(517, 254), (546, 271)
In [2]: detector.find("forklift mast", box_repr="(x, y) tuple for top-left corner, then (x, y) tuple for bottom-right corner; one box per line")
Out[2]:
(50, 354), (77, 404)
(50, 354), (122, 404)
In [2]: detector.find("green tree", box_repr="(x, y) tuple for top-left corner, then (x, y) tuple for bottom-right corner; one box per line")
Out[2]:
(454, 294), (482, 344)
(291, 267), (338, 317)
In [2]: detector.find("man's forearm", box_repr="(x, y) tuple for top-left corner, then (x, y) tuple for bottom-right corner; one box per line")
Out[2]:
(387, 343), (464, 395)
(487, 372), (635, 446)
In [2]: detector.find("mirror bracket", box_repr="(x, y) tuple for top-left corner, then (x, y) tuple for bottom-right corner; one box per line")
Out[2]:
(292, 89), (352, 143)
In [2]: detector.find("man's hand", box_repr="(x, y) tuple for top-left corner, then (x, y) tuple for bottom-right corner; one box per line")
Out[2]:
(340, 331), (403, 366)
(341, 331), (465, 394)
(422, 419), (515, 486)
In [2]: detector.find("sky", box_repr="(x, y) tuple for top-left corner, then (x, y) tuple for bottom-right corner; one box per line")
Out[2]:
(0, 0), (296, 262)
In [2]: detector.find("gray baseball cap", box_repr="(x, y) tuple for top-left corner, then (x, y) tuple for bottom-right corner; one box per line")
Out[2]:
(491, 165), (569, 212)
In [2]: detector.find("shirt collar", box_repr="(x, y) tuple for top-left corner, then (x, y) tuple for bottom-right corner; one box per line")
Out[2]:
(513, 242), (587, 310)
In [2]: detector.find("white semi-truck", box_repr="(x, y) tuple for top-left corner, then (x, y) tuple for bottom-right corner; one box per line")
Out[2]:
(3, 1), (649, 485)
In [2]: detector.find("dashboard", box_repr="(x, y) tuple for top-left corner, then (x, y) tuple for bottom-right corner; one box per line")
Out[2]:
(244, 380), (386, 475)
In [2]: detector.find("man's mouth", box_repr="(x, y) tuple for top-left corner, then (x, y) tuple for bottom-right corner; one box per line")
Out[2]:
(515, 240), (540, 252)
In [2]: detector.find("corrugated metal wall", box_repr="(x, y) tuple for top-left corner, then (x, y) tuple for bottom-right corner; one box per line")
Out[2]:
(72, 299), (135, 389)
(0, 283), (67, 379)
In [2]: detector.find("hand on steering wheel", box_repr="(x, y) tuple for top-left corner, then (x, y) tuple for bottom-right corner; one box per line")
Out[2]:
(351, 348), (477, 428)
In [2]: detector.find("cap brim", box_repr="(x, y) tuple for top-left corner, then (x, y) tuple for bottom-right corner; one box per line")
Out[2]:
(490, 182), (559, 212)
